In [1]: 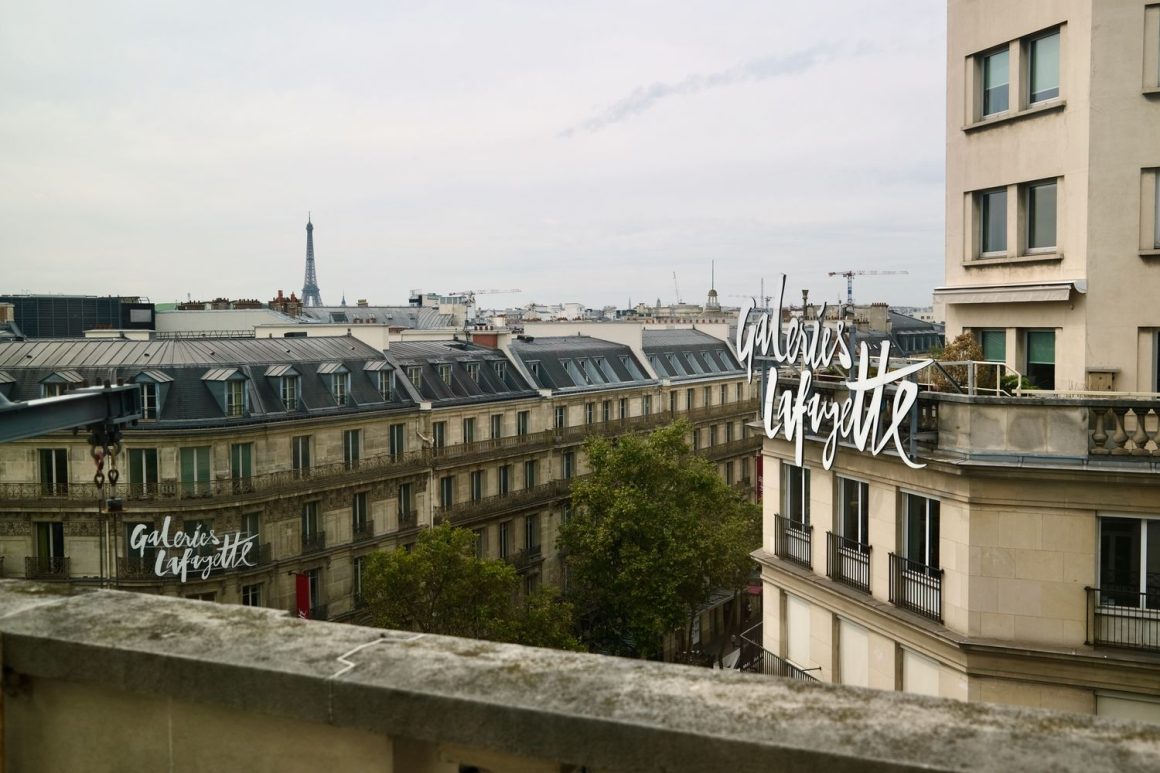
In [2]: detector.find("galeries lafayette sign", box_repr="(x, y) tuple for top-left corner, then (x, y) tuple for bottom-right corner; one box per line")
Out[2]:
(130, 516), (256, 581)
(735, 275), (932, 471)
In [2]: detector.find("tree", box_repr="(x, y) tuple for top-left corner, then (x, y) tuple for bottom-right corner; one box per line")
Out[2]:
(559, 421), (760, 660)
(362, 522), (580, 650)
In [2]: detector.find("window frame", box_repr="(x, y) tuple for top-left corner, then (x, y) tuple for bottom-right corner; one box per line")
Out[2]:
(838, 478), (870, 548)
(1097, 514), (1160, 609)
(901, 492), (940, 570)
(978, 187), (1008, 256)
(781, 462), (810, 526)
(981, 45), (1010, 117)
(1028, 29), (1061, 105)
(281, 375), (300, 410)
(1026, 178), (1058, 252)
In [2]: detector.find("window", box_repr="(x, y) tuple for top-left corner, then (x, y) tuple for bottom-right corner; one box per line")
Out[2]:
(498, 521), (512, 559)
(291, 436), (311, 478)
(230, 442), (252, 491)
(692, 428), (700, 452)
(979, 188), (1007, 255)
(782, 463), (809, 525)
(225, 379), (245, 417)
(439, 475), (454, 507)
(352, 491), (369, 534)
(642, 395), (652, 416)
(407, 366), (422, 390)
(140, 382), (158, 419)
(980, 330), (1006, 362)
(839, 478), (870, 546)
(903, 493), (940, 569)
(736, 383), (743, 401)
(281, 375), (300, 409)
(525, 513), (541, 554)
(517, 411), (529, 436)
(377, 370), (394, 401)
(179, 446), (210, 496)
(242, 583), (262, 607)
(491, 414), (502, 439)
(241, 512), (261, 544)
(720, 385), (728, 404)
(725, 461), (734, 485)
(34, 521), (65, 568)
(669, 392), (677, 414)
(38, 448), (68, 496)
(686, 388), (695, 410)
(524, 460), (537, 488)
(704, 386), (712, 407)
(499, 464), (511, 495)
(1026, 330), (1056, 390)
(493, 361), (507, 382)
(438, 364), (452, 386)
(555, 406), (566, 429)
(982, 47), (1009, 116)
(473, 528), (487, 559)
(42, 382), (68, 398)
(709, 424), (718, 447)
(1029, 30), (1060, 104)
(465, 362), (480, 382)
(305, 568), (322, 616)
(1098, 517), (1159, 608)
(432, 421), (446, 449)
(563, 451), (575, 480)
(331, 373), (349, 406)
(602, 400), (611, 422)
(463, 417), (476, 444)
(128, 448), (158, 495)
(301, 501), (322, 551)
(389, 423), (405, 459)
(470, 470), (484, 501)
(398, 483), (413, 521)
(585, 402), (594, 425)
(528, 361), (541, 382)
(124, 521), (156, 573)
(1027, 179), (1057, 251)
(619, 398), (627, 419)
(182, 519), (214, 558)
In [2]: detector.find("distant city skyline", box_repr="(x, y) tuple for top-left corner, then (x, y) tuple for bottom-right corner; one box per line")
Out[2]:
(2, 1), (946, 309)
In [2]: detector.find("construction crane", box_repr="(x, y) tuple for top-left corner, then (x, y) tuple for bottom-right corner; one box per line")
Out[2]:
(672, 272), (682, 304)
(827, 270), (909, 306)
(447, 288), (522, 306)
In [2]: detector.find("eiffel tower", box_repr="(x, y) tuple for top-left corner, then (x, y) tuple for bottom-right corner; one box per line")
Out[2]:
(301, 214), (323, 307)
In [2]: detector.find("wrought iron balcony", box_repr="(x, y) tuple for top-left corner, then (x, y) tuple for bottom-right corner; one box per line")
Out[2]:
(434, 478), (577, 526)
(773, 514), (812, 570)
(826, 532), (871, 594)
(1086, 586), (1160, 652)
(888, 553), (942, 623)
(25, 556), (69, 580)
(301, 531), (327, 554)
(695, 434), (762, 462)
(397, 509), (418, 530)
(353, 520), (375, 541)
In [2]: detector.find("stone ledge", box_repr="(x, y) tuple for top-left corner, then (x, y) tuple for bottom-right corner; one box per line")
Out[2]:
(1, 581), (1159, 772)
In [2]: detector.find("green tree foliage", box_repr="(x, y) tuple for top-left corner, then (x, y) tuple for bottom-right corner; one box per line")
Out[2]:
(363, 522), (580, 650)
(933, 331), (995, 391)
(559, 421), (760, 659)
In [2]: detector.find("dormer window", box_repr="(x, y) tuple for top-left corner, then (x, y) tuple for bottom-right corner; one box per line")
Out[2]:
(407, 366), (422, 390)
(318, 363), (351, 406)
(493, 361), (507, 382)
(438, 364), (452, 386)
(201, 368), (248, 418)
(465, 362), (480, 382)
(132, 369), (172, 420)
(40, 370), (84, 398)
(377, 370), (394, 400)
(282, 375), (300, 409)
(332, 372), (349, 406)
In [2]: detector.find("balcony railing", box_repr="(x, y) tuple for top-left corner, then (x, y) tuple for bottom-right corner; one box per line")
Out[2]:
(430, 429), (556, 465)
(301, 531), (327, 554)
(737, 623), (820, 683)
(888, 553), (942, 623)
(25, 556), (70, 579)
(397, 509), (418, 531)
(0, 448), (430, 508)
(684, 397), (760, 423)
(553, 413), (672, 445)
(826, 532), (871, 594)
(353, 520), (375, 541)
(1086, 586), (1160, 652)
(504, 545), (544, 572)
(434, 478), (577, 526)
(695, 434), (762, 462)
(773, 514), (812, 569)
(1089, 404), (1160, 456)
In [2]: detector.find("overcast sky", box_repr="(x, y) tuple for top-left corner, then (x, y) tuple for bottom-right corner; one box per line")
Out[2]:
(1, 1), (946, 310)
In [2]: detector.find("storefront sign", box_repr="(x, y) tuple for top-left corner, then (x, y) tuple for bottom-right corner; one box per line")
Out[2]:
(736, 275), (931, 470)
(129, 516), (256, 581)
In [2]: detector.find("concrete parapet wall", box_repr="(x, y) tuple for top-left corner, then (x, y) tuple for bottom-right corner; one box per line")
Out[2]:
(0, 581), (1158, 772)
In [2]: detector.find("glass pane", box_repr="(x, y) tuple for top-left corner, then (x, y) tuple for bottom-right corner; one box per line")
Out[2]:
(1028, 181), (1057, 249)
(1030, 32), (1060, 102)
(1146, 521), (1160, 608)
(981, 330), (1006, 362)
(906, 495), (926, 563)
(1027, 331), (1055, 364)
(983, 49), (1009, 115)
(928, 501), (940, 569)
(981, 189), (1007, 253)
(1100, 518), (1141, 604)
